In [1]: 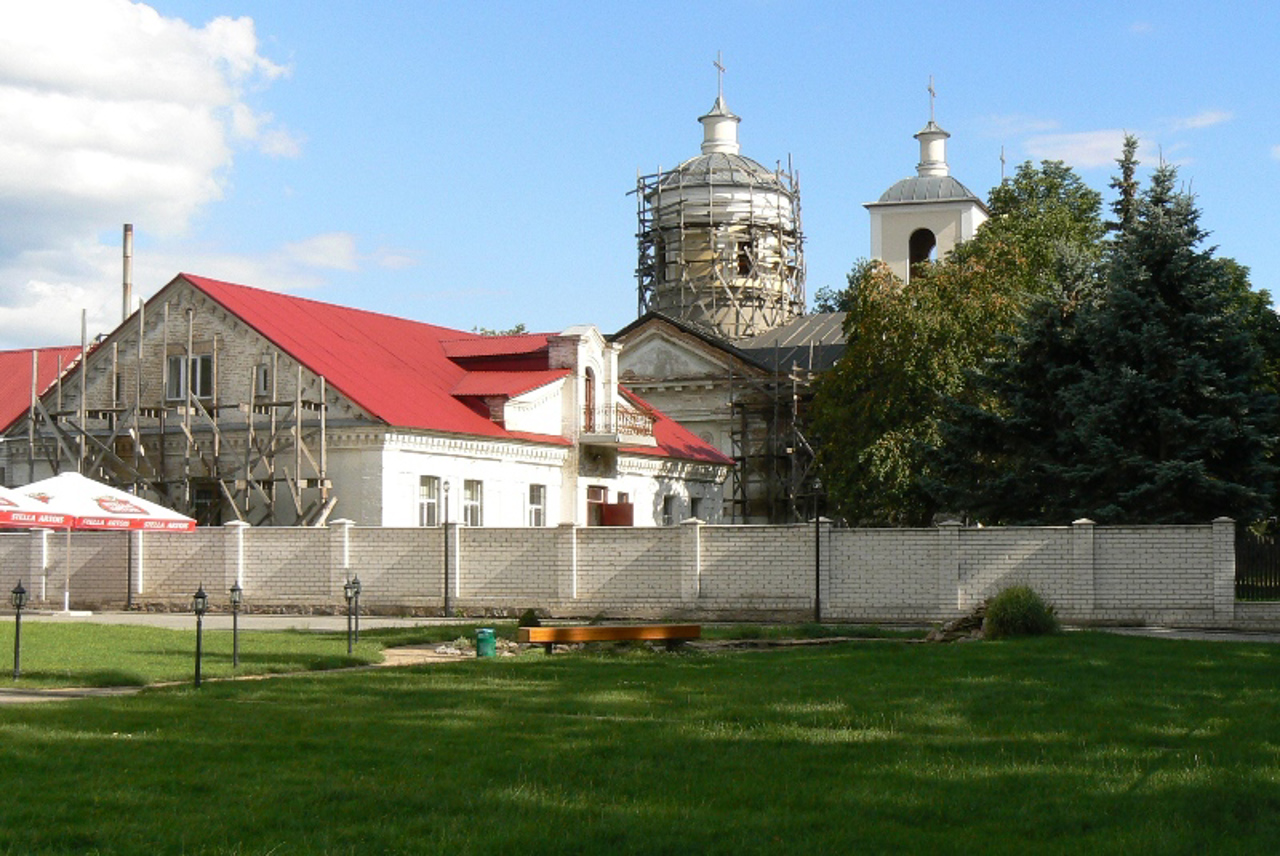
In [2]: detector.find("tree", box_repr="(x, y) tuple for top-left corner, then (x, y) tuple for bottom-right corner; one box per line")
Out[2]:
(472, 323), (528, 336)
(811, 162), (1104, 525)
(1106, 133), (1140, 235)
(934, 163), (1277, 524)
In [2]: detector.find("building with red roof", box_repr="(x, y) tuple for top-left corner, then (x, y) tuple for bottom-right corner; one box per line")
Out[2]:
(4, 274), (730, 527)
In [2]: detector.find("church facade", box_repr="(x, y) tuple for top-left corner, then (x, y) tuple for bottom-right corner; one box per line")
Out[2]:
(616, 79), (988, 523)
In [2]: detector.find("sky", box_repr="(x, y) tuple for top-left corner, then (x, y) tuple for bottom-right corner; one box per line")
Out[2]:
(1, 0), (1278, 349)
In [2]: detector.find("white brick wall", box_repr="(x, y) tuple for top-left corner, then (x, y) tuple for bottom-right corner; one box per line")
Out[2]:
(18, 519), (1249, 627)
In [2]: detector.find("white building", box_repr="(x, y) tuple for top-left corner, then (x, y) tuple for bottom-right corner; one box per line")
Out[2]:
(3, 273), (731, 527)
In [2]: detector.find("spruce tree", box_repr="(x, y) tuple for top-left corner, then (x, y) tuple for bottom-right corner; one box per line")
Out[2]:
(1060, 165), (1274, 522)
(1106, 134), (1140, 235)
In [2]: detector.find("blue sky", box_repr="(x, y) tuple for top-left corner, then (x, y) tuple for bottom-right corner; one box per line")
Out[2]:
(1, 1), (1277, 348)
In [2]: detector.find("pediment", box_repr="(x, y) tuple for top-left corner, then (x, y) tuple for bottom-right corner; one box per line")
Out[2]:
(616, 320), (764, 384)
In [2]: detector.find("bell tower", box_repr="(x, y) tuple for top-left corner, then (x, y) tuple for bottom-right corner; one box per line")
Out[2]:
(864, 80), (987, 282)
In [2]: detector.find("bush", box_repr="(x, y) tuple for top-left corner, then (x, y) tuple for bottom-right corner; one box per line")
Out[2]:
(517, 608), (542, 628)
(983, 586), (1058, 639)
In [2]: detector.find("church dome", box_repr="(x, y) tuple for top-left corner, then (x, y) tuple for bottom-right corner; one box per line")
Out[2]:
(877, 174), (982, 204)
(659, 151), (787, 191)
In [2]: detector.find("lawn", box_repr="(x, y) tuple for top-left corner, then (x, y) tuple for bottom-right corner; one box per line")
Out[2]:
(1, 631), (1278, 854)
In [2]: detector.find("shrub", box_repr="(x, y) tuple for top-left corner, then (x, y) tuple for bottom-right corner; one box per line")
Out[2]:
(983, 585), (1058, 639)
(517, 608), (542, 628)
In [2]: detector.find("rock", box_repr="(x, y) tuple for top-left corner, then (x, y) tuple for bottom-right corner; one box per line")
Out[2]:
(925, 603), (987, 643)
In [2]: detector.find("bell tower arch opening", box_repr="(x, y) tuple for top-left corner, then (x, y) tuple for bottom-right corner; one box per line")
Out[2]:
(908, 228), (937, 280)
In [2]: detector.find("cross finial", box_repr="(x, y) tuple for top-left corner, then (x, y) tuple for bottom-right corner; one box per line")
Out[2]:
(1000, 145), (1006, 181)
(714, 51), (726, 101)
(927, 75), (936, 123)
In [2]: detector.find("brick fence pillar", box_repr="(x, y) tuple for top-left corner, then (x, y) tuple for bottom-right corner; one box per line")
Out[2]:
(938, 520), (962, 616)
(681, 518), (703, 603)
(329, 519), (353, 601)
(1072, 518), (1096, 619)
(1213, 517), (1235, 625)
(556, 523), (577, 604)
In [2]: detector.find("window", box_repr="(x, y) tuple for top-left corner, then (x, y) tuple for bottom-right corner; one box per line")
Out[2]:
(690, 497), (702, 521)
(418, 476), (440, 527)
(587, 485), (606, 526)
(528, 484), (546, 527)
(254, 364), (271, 397)
(166, 354), (213, 400)
(662, 495), (675, 526)
(736, 239), (753, 276)
(463, 479), (483, 527)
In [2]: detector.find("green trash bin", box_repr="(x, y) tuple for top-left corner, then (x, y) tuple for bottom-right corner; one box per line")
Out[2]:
(476, 628), (496, 658)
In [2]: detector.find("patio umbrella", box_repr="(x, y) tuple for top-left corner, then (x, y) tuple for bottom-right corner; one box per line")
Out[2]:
(21, 472), (195, 531)
(0, 484), (73, 529)
(18, 473), (195, 611)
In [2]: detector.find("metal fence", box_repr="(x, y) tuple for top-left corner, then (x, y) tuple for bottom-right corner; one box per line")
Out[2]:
(1235, 528), (1280, 601)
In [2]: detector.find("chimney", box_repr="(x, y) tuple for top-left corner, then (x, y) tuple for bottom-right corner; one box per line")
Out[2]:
(122, 224), (133, 322)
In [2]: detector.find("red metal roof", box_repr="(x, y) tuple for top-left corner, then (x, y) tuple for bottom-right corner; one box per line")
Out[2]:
(0, 346), (83, 432)
(178, 274), (730, 465)
(620, 387), (735, 466)
(441, 335), (550, 359)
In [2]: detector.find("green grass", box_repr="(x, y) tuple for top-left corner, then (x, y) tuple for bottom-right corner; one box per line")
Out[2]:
(0, 623), (388, 688)
(1, 632), (1279, 853)
(701, 621), (924, 641)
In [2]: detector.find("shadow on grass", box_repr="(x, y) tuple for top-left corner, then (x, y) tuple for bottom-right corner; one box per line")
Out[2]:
(18, 668), (148, 687)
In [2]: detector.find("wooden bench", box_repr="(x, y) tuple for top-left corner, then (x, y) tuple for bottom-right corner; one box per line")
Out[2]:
(517, 624), (701, 653)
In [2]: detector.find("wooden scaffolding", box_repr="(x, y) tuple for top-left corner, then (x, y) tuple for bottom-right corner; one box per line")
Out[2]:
(19, 309), (334, 527)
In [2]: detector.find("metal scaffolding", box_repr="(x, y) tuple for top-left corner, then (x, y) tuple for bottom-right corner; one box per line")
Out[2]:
(726, 358), (823, 525)
(635, 153), (805, 341)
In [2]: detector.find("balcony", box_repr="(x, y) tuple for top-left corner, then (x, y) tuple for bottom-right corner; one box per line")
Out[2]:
(581, 404), (657, 448)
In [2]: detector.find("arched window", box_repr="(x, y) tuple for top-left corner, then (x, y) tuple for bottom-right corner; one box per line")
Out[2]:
(908, 228), (937, 281)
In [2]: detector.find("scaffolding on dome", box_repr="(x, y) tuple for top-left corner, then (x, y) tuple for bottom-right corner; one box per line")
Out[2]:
(634, 154), (806, 342)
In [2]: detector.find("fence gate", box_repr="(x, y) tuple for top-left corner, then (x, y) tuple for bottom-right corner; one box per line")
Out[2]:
(1235, 528), (1280, 601)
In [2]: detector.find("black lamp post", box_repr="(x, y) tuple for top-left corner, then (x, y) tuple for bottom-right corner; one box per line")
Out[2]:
(343, 576), (360, 655)
(11, 581), (26, 680)
(192, 584), (208, 688)
(229, 582), (242, 668)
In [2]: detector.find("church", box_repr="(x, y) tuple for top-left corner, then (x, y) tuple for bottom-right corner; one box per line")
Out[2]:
(615, 78), (986, 523)
(0, 76), (987, 529)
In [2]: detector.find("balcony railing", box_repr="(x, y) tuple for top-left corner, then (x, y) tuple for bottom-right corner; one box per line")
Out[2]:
(582, 404), (656, 442)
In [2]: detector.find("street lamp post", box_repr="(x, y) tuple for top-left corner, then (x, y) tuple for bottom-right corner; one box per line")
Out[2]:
(11, 581), (27, 680)
(352, 575), (361, 642)
(192, 584), (208, 688)
(343, 576), (360, 655)
(229, 582), (242, 668)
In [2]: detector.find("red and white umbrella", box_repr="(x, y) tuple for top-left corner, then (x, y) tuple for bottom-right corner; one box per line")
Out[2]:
(21, 472), (195, 532)
(0, 485), (73, 529)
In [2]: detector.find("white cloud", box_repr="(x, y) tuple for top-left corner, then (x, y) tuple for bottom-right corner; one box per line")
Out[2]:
(0, 1), (299, 347)
(282, 233), (360, 272)
(1130, 21), (1153, 35)
(1170, 110), (1233, 131)
(1272, 145), (1280, 161)
(977, 114), (1060, 139)
(1024, 129), (1132, 169)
